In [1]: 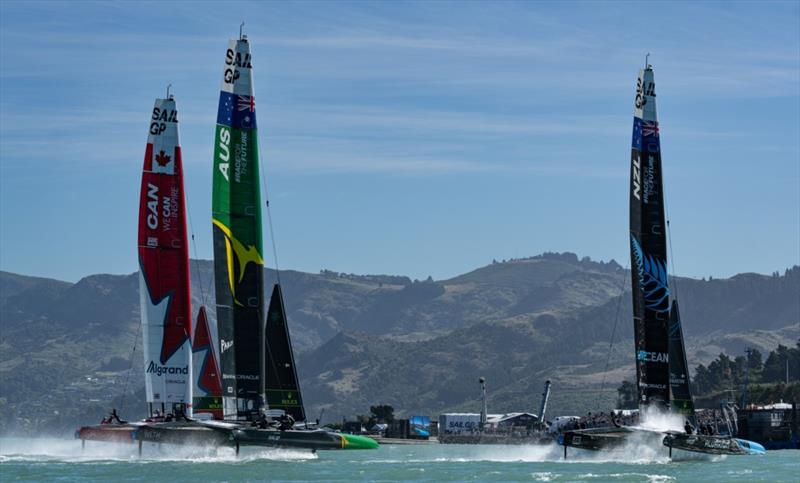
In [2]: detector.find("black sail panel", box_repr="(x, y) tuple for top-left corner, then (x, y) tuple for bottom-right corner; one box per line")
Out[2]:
(629, 66), (671, 409)
(264, 284), (306, 422)
(668, 301), (696, 424)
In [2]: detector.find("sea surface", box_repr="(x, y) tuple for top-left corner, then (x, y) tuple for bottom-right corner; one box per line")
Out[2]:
(0, 437), (797, 482)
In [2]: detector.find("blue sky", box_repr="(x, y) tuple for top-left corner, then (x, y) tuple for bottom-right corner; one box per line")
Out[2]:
(1, 0), (798, 283)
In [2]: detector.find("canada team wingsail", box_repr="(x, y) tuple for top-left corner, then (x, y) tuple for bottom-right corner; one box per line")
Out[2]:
(138, 94), (194, 418)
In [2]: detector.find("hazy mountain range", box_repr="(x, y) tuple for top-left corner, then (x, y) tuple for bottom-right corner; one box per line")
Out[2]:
(1, 252), (798, 435)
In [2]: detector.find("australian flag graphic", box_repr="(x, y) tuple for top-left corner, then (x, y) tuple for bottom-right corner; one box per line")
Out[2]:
(217, 92), (257, 130)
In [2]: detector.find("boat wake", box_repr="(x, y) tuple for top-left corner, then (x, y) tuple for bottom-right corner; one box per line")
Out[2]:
(0, 437), (317, 463)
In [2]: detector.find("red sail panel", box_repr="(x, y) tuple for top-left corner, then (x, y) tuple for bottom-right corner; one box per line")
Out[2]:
(192, 306), (223, 419)
(137, 97), (193, 408)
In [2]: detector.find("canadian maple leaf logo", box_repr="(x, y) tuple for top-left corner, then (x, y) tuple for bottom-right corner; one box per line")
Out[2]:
(155, 150), (171, 167)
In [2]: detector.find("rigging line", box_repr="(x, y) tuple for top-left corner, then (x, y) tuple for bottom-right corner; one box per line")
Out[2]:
(664, 193), (680, 303)
(660, 112), (680, 303)
(185, 189), (209, 307)
(117, 321), (142, 415)
(596, 262), (630, 408)
(256, 134), (282, 286)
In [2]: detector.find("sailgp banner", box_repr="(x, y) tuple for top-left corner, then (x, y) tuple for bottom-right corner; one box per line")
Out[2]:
(629, 67), (670, 409)
(138, 97), (192, 406)
(212, 37), (265, 419)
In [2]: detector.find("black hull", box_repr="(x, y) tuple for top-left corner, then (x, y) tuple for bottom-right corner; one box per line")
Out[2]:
(662, 432), (752, 455)
(235, 428), (345, 450)
(135, 422), (233, 446)
(561, 427), (636, 451)
(76, 421), (378, 451)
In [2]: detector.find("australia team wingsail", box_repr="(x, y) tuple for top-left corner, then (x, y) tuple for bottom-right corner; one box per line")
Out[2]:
(212, 33), (265, 422)
(210, 30), (376, 450)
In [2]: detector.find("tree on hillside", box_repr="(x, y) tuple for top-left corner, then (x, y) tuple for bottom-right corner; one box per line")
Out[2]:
(370, 404), (395, 423)
(762, 344), (799, 383)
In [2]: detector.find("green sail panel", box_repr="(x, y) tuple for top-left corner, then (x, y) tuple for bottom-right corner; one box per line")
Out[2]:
(212, 37), (264, 420)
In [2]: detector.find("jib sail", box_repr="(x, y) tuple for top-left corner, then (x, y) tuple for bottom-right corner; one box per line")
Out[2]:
(264, 284), (306, 422)
(137, 95), (193, 415)
(629, 64), (670, 409)
(211, 34), (265, 420)
(192, 306), (223, 419)
(668, 301), (696, 424)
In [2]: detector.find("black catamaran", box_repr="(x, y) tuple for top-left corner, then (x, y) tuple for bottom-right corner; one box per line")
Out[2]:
(564, 63), (672, 455)
(562, 61), (764, 457)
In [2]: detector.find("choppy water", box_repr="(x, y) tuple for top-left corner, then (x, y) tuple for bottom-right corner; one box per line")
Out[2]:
(0, 437), (797, 482)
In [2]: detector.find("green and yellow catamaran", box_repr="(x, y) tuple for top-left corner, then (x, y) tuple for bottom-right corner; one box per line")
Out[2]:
(210, 29), (377, 450)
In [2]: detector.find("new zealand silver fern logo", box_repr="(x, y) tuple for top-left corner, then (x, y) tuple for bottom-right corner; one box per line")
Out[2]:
(631, 235), (670, 312)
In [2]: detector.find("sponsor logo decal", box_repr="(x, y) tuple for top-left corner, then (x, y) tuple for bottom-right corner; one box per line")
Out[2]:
(637, 350), (669, 363)
(146, 360), (189, 376)
(221, 339), (233, 353)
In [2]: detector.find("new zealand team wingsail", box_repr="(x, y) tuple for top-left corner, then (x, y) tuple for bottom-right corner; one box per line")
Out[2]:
(667, 301), (695, 422)
(212, 34), (265, 421)
(629, 64), (670, 410)
(137, 95), (193, 416)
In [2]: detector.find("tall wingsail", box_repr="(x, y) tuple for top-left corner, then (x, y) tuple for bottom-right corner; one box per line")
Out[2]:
(212, 35), (265, 420)
(137, 95), (193, 415)
(668, 301), (696, 424)
(629, 64), (670, 409)
(264, 284), (306, 422)
(192, 306), (223, 419)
